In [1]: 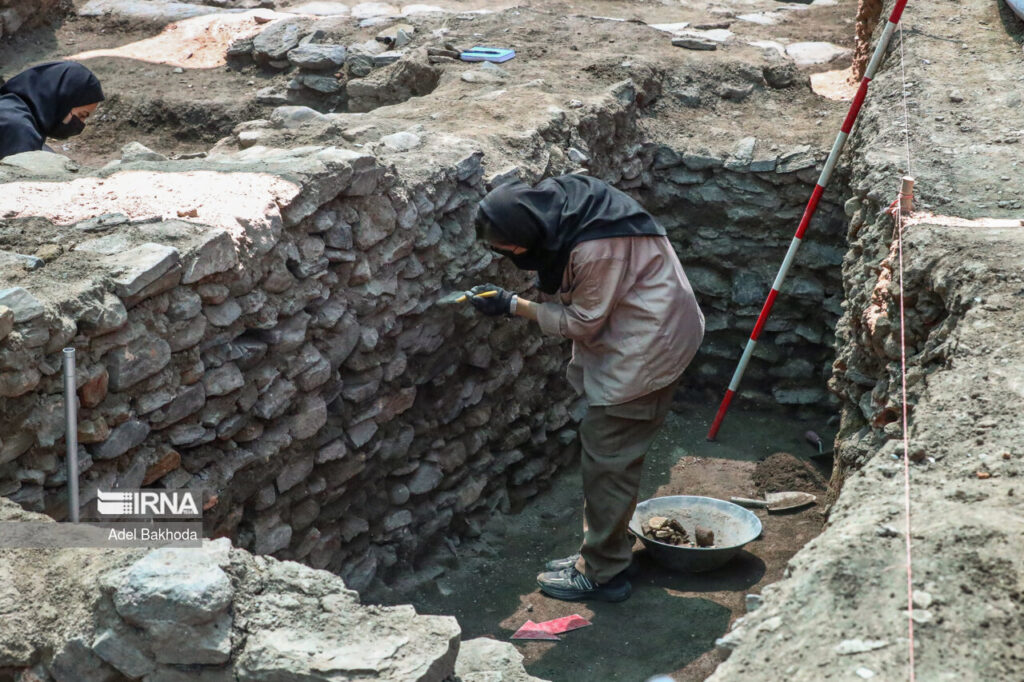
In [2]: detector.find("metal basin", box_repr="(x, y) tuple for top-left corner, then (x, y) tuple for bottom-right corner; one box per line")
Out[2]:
(629, 495), (762, 573)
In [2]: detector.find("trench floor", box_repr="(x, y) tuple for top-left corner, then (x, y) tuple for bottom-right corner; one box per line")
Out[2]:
(395, 403), (834, 682)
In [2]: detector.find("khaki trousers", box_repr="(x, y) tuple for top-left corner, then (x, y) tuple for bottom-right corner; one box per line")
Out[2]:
(573, 381), (677, 584)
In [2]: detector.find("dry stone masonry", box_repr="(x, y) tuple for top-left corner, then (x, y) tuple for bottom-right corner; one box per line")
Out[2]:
(230, 9), (443, 111)
(634, 139), (847, 409)
(0, 58), (844, 600)
(0, 135), (588, 595)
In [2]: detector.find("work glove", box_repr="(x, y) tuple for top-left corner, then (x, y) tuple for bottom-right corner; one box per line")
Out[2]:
(465, 284), (515, 317)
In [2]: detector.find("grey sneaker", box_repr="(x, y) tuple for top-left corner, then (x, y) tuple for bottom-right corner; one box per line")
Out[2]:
(543, 553), (581, 572)
(536, 566), (632, 602)
(544, 553), (640, 577)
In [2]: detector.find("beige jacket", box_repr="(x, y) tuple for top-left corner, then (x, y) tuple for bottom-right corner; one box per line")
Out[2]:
(535, 236), (705, 406)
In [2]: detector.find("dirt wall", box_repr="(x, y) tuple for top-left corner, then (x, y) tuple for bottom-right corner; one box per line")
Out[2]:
(0, 0), (62, 40)
(709, 0), (1024, 678)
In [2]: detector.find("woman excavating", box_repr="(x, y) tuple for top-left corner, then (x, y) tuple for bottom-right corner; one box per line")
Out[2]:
(467, 174), (705, 602)
(0, 61), (104, 159)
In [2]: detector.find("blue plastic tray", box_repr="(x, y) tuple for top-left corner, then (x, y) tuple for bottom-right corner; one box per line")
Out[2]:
(460, 46), (516, 63)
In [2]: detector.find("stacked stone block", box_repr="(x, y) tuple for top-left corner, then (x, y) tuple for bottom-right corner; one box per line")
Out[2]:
(0, 146), (580, 593)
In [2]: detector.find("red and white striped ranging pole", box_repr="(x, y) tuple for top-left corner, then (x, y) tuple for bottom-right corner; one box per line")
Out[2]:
(706, 0), (910, 441)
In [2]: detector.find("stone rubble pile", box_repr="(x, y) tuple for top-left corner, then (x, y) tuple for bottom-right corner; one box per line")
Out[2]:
(233, 12), (440, 111)
(0, 498), (537, 681)
(0, 0), (62, 38)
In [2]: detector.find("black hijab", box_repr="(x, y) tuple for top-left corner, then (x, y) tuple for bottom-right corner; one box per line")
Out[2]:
(477, 174), (666, 294)
(0, 61), (104, 158)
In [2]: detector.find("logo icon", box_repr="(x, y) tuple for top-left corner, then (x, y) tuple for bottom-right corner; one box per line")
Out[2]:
(96, 490), (134, 516)
(95, 490), (200, 518)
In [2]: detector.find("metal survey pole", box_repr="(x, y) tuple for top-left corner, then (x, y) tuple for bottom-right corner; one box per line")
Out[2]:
(63, 348), (79, 523)
(706, 0), (911, 440)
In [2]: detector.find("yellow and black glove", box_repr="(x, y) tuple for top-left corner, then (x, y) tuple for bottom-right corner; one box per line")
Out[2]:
(466, 284), (514, 317)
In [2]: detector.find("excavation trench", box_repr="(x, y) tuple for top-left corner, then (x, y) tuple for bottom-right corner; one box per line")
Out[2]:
(356, 154), (849, 682)
(2, 0), (1019, 678)
(0, 116), (851, 679)
(0, 4), (866, 678)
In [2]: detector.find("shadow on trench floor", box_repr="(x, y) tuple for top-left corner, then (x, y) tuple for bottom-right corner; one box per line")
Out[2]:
(390, 403), (835, 682)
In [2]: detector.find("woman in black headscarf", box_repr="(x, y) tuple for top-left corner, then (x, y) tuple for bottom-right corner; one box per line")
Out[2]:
(0, 61), (105, 159)
(475, 174), (668, 294)
(468, 174), (705, 603)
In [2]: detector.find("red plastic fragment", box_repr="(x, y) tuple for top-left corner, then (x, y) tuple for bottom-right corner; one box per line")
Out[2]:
(511, 615), (593, 640)
(536, 615), (592, 634)
(512, 620), (561, 640)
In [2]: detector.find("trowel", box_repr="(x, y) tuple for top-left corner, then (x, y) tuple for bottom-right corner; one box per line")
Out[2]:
(435, 289), (499, 306)
(730, 492), (817, 512)
(804, 430), (834, 461)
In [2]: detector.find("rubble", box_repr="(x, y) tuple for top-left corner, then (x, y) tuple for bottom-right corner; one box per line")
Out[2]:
(642, 516), (691, 545)
(0, 499), (478, 680)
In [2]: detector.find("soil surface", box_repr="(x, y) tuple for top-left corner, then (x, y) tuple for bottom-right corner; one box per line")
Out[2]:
(376, 403), (833, 682)
(1, 0), (857, 168)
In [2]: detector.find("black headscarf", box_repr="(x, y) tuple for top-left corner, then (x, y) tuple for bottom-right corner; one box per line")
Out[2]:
(477, 174), (666, 294)
(0, 61), (104, 158)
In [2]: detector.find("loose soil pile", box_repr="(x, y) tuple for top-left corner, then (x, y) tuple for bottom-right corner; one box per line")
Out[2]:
(752, 451), (828, 494)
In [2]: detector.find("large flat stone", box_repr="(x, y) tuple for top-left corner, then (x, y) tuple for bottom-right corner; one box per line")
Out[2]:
(78, 0), (241, 24)
(181, 229), (239, 284)
(146, 616), (232, 665)
(0, 287), (44, 323)
(287, 43), (347, 70)
(0, 250), (43, 271)
(48, 638), (119, 682)
(103, 243), (180, 298)
(253, 18), (313, 62)
(91, 628), (156, 679)
(0, 150), (77, 176)
(90, 420), (150, 460)
(456, 638), (548, 681)
(785, 41), (852, 66)
(286, 1), (350, 15)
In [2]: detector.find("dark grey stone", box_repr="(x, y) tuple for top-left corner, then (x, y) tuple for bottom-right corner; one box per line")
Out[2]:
(106, 335), (172, 391)
(287, 43), (347, 70)
(91, 420), (150, 460)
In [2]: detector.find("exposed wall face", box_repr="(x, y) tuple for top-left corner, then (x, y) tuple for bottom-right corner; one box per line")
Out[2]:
(0, 0), (62, 39)
(632, 141), (848, 408)
(0, 74), (845, 594)
(0, 83), (659, 592)
(0, 146), (586, 593)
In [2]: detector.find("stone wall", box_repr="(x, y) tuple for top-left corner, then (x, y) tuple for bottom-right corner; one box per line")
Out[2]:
(0, 0), (62, 39)
(230, 13), (443, 112)
(0, 64), (849, 595)
(0, 74), (673, 593)
(630, 139), (848, 409)
(0, 142), (583, 594)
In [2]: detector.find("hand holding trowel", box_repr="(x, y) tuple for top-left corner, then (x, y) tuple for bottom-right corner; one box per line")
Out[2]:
(435, 289), (499, 306)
